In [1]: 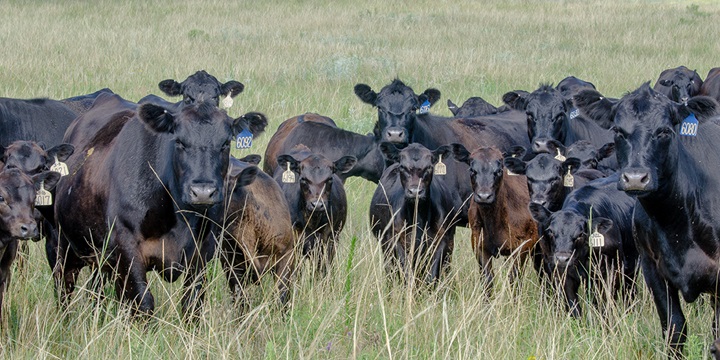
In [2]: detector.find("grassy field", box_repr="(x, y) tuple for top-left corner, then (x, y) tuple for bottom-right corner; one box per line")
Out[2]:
(1, 0), (720, 358)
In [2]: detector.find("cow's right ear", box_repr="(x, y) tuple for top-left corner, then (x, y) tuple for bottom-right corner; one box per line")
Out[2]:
(277, 155), (300, 173)
(229, 166), (258, 188)
(502, 90), (529, 110)
(138, 103), (176, 133)
(379, 142), (400, 163)
(158, 79), (182, 97)
(450, 143), (471, 165)
(528, 203), (552, 225)
(574, 89), (615, 129)
(677, 96), (719, 121)
(354, 84), (377, 105)
(32, 171), (61, 192)
(447, 99), (459, 116)
(46, 144), (75, 163)
(237, 112), (268, 137)
(503, 157), (527, 175)
(237, 154), (261, 165)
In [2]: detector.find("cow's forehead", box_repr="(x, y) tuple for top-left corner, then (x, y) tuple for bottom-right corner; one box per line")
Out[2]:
(400, 145), (432, 166)
(615, 88), (674, 130)
(300, 155), (334, 181)
(549, 211), (585, 236)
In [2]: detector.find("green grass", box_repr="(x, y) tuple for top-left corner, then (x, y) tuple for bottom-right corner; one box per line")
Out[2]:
(2, 0), (720, 358)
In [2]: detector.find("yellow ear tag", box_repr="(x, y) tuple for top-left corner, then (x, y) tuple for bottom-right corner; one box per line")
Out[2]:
(222, 93), (233, 109)
(35, 181), (52, 206)
(434, 154), (447, 175)
(282, 163), (295, 183)
(50, 155), (69, 177)
(506, 153), (518, 176)
(563, 167), (574, 187)
(589, 226), (605, 248)
(554, 148), (566, 162)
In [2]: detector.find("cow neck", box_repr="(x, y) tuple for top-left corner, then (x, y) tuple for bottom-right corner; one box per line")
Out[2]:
(475, 176), (515, 245)
(401, 187), (433, 237)
(132, 120), (179, 199)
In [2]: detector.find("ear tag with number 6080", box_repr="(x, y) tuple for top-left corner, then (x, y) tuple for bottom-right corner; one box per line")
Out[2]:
(680, 113), (698, 137)
(563, 167), (574, 187)
(589, 227), (605, 248)
(506, 153), (518, 176)
(35, 181), (52, 206)
(554, 149), (566, 162)
(50, 155), (69, 177)
(236, 129), (253, 149)
(434, 154), (447, 175)
(417, 99), (431, 114)
(282, 163), (295, 183)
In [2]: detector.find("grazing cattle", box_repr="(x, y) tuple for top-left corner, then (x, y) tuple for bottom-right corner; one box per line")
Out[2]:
(565, 140), (616, 173)
(263, 114), (384, 183)
(275, 145), (355, 275)
(528, 174), (637, 317)
(219, 158), (295, 306)
(653, 66), (703, 103)
(138, 70), (245, 111)
(55, 99), (267, 316)
(369, 143), (460, 283)
(0, 169), (60, 321)
(700, 67), (720, 103)
(60, 88), (115, 116)
(556, 76), (596, 99)
(575, 82), (720, 356)
(447, 97), (499, 117)
(450, 144), (539, 294)
(0, 97), (78, 148)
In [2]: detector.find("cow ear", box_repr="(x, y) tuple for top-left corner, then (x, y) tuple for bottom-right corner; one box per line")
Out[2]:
(46, 144), (75, 162)
(574, 89), (615, 129)
(419, 88), (441, 107)
(447, 99), (459, 116)
(677, 96), (719, 121)
(562, 157), (581, 174)
(432, 145), (452, 165)
(506, 145), (527, 159)
(334, 156), (357, 174)
(354, 84), (377, 105)
(502, 90), (529, 110)
(547, 139), (565, 156)
(32, 171), (61, 192)
(236, 112), (268, 136)
(503, 157), (527, 175)
(158, 79), (182, 97)
(221, 81), (244, 98)
(596, 142), (615, 161)
(37, 142), (47, 151)
(233, 166), (258, 188)
(593, 217), (614, 234)
(138, 103), (176, 133)
(379, 142), (400, 163)
(277, 155), (300, 173)
(237, 154), (261, 165)
(658, 79), (672, 87)
(0, 145), (5, 161)
(528, 203), (552, 225)
(450, 143), (471, 165)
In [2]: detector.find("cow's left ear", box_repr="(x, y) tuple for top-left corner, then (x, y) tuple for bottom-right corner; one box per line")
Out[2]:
(593, 217), (613, 234)
(502, 90), (530, 110)
(418, 88), (441, 107)
(236, 112), (268, 136)
(46, 144), (75, 163)
(676, 96), (719, 123)
(138, 103), (177, 133)
(432, 145), (451, 165)
(221, 81), (244, 98)
(334, 156), (357, 174)
(158, 79), (183, 97)
(32, 171), (61, 192)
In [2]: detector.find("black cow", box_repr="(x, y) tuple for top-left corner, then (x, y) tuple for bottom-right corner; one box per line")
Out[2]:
(653, 66), (703, 103)
(565, 140), (616, 173)
(138, 70), (245, 111)
(575, 82), (720, 356)
(447, 97), (499, 117)
(529, 174), (637, 318)
(0, 169), (60, 321)
(0, 97), (78, 148)
(55, 99), (267, 316)
(700, 67), (720, 103)
(556, 76), (596, 99)
(369, 143), (460, 284)
(60, 88), (115, 116)
(275, 145), (355, 275)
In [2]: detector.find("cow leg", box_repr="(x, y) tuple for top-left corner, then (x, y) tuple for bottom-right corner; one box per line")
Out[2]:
(563, 270), (582, 318)
(275, 251), (295, 308)
(471, 228), (494, 296)
(427, 237), (448, 284)
(114, 241), (154, 316)
(181, 226), (216, 319)
(53, 234), (85, 307)
(641, 255), (686, 357)
(0, 241), (18, 322)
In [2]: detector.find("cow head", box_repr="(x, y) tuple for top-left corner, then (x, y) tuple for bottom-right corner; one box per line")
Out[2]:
(555, 76), (596, 99)
(451, 144), (507, 204)
(355, 79), (441, 146)
(138, 102), (267, 208)
(653, 66), (703, 103)
(381, 142), (449, 200)
(447, 97), (498, 117)
(503, 84), (574, 153)
(505, 152), (580, 210)
(0, 169), (60, 243)
(0, 141), (74, 175)
(565, 140), (615, 170)
(277, 152), (356, 212)
(158, 70), (245, 106)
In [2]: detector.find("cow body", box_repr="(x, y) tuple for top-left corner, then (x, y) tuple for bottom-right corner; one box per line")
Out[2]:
(138, 70), (245, 111)
(447, 97), (499, 117)
(60, 88), (115, 116)
(0, 97), (78, 148)
(700, 67), (720, 103)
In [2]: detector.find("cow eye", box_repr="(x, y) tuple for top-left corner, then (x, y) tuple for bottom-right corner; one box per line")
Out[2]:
(0, 195), (4, 202)
(4, 164), (16, 170)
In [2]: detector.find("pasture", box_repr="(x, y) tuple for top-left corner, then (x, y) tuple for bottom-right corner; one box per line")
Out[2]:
(1, 0), (720, 358)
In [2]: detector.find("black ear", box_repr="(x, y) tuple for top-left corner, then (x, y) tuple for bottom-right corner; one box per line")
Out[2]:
(230, 166), (258, 188)
(450, 143), (471, 165)
(138, 103), (176, 133)
(593, 217), (614, 234)
(506, 145), (527, 159)
(221, 81), (244, 98)
(32, 171), (61, 192)
(502, 90), (529, 110)
(37, 142), (47, 150)
(46, 144), (75, 162)
(432, 145), (452, 165)
(379, 142), (400, 163)
(419, 88), (441, 106)
(574, 89), (615, 129)
(237, 112), (268, 136)
(354, 84), (377, 105)
(596, 142), (615, 161)
(562, 157), (581, 174)
(658, 79), (672, 87)
(503, 157), (527, 175)
(447, 99), (459, 115)
(677, 96), (719, 121)
(238, 154), (261, 165)
(546, 140), (565, 156)
(334, 156), (357, 174)
(158, 79), (182, 97)
(0, 145), (5, 160)
(277, 155), (300, 173)
(528, 203), (552, 225)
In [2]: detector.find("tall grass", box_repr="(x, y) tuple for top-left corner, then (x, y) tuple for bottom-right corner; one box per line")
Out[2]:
(1, 0), (720, 358)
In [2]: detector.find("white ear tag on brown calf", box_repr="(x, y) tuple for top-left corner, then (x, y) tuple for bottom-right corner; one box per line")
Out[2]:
(506, 153), (518, 176)
(434, 154), (447, 175)
(222, 93), (233, 109)
(282, 163), (296, 183)
(563, 167), (574, 187)
(554, 149), (566, 162)
(589, 227), (605, 248)
(35, 181), (52, 206)
(50, 155), (69, 177)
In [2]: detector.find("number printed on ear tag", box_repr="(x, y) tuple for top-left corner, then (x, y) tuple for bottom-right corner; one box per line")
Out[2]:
(282, 163), (295, 183)
(418, 99), (431, 114)
(434, 154), (447, 175)
(50, 155), (68, 177)
(680, 113), (698, 137)
(590, 228), (605, 248)
(35, 181), (52, 206)
(236, 129), (253, 149)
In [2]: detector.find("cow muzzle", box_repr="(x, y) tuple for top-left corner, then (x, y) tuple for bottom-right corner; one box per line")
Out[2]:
(532, 138), (554, 154)
(384, 127), (408, 145)
(14, 221), (39, 241)
(553, 252), (573, 268)
(619, 169), (651, 192)
(187, 183), (220, 206)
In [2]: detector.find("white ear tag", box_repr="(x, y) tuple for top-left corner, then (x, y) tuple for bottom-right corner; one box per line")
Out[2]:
(589, 227), (605, 248)
(554, 148), (566, 161)
(563, 167), (574, 187)
(282, 163), (296, 183)
(434, 154), (447, 175)
(506, 153), (518, 176)
(50, 155), (69, 177)
(35, 181), (52, 206)
(222, 93), (233, 109)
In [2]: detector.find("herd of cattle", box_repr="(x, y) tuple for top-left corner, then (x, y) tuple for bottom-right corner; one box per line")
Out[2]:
(1, 66), (720, 356)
